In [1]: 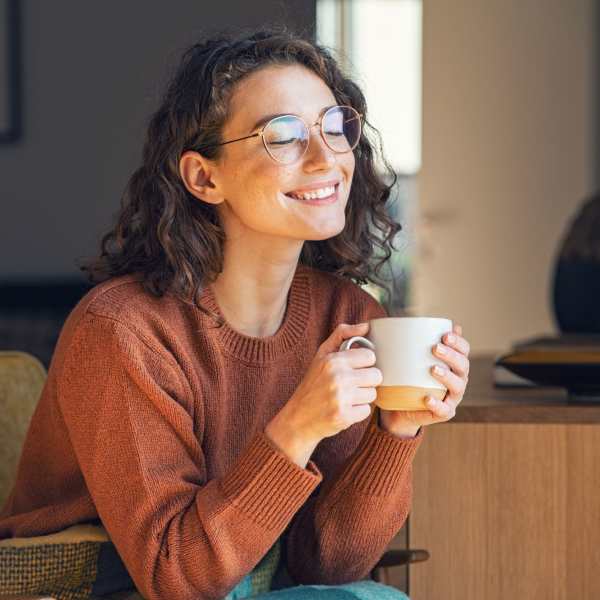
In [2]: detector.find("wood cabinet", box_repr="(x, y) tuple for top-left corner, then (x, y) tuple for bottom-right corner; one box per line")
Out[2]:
(408, 355), (600, 600)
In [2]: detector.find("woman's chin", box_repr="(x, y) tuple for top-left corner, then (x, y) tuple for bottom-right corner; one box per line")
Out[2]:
(274, 191), (348, 240)
(303, 217), (346, 241)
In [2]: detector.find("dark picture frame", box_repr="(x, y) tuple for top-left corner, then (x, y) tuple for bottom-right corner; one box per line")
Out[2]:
(0, 0), (21, 142)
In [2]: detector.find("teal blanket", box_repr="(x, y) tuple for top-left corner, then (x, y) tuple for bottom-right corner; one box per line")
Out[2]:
(224, 540), (409, 600)
(253, 581), (409, 599)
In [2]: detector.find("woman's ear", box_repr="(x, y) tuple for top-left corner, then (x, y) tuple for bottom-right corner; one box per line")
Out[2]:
(179, 151), (225, 205)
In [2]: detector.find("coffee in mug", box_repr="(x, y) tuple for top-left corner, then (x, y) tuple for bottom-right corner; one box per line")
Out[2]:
(339, 317), (453, 411)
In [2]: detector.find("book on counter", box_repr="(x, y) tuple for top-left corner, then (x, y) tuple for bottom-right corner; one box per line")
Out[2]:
(493, 333), (600, 388)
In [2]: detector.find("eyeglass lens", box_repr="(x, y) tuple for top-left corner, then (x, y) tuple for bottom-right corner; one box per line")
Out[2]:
(262, 106), (361, 164)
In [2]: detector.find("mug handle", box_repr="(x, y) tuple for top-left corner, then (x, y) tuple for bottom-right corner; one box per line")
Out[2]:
(339, 336), (376, 352)
(339, 335), (379, 425)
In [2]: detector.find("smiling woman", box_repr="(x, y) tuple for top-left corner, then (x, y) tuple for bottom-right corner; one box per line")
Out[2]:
(80, 30), (400, 317)
(0, 27), (423, 600)
(178, 64), (360, 278)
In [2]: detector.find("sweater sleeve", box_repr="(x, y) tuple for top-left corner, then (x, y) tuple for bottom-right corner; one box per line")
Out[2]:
(283, 286), (424, 584)
(57, 313), (322, 600)
(284, 415), (423, 584)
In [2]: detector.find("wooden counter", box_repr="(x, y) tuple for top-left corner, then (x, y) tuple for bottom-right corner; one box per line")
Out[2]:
(454, 354), (600, 423)
(408, 353), (600, 600)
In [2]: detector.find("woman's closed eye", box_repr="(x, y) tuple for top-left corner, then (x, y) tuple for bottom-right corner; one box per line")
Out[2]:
(269, 136), (301, 145)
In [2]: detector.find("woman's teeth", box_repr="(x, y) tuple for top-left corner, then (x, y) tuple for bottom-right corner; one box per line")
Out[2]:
(287, 185), (336, 200)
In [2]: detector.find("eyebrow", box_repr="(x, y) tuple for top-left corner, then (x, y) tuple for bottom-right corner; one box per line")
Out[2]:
(249, 113), (285, 132)
(248, 105), (336, 133)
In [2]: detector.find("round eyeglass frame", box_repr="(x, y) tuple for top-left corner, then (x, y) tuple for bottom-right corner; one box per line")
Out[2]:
(195, 105), (363, 165)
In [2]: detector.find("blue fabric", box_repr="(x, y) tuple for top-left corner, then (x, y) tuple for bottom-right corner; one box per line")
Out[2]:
(223, 538), (410, 600)
(227, 578), (409, 599)
(253, 580), (410, 599)
(227, 575), (254, 599)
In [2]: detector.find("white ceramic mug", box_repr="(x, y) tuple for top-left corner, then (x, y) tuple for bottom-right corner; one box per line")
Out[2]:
(339, 316), (453, 411)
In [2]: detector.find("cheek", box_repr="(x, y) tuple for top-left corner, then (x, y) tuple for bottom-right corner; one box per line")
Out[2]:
(224, 161), (291, 224)
(233, 148), (285, 187)
(254, 162), (298, 191)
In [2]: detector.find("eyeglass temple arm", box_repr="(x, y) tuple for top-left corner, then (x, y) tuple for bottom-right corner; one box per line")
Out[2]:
(194, 132), (261, 151)
(216, 132), (261, 147)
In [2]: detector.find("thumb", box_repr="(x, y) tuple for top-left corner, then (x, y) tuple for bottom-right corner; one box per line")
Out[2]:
(317, 322), (370, 357)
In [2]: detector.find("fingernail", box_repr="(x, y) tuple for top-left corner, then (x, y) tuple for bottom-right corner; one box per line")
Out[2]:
(446, 334), (455, 344)
(433, 365), (445, 375)
(427, 397), (437, 405)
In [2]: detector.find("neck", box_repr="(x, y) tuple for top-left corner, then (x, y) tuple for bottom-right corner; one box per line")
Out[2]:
(210, 237), (304, 338)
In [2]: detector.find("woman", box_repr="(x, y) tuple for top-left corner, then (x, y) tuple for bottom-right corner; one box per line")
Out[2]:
(0, 28), (470, 599)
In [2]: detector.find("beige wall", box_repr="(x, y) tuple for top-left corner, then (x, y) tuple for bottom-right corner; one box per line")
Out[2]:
(412, 0), (598, 354)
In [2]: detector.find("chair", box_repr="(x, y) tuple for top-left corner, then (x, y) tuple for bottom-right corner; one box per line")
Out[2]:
(370, 547), (429, 583)
(0, 351), (51, 600)
(0, 351), (46, 511)
(0, 351), (428, 599)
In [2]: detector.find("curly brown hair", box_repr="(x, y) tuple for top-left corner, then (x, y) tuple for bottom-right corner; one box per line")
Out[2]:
(80, 26), (401, 310)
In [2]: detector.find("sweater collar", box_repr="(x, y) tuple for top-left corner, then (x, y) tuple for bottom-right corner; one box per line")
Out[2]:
(199, 264), (312, 364)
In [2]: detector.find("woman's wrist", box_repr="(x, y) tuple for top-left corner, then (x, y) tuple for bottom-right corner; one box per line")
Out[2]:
(264, 412), (320, 469)
(377, 409), (420, 439)
(386, 425), (420, 439)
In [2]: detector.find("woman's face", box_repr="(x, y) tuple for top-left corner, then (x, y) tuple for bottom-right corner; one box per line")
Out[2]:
(209, 63), (356, 243)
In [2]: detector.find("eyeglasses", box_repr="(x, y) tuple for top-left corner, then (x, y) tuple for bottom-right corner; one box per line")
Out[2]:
(198, 105), (362, 165)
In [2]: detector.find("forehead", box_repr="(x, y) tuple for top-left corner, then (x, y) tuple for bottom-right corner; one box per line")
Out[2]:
(225, 64), (338, 132)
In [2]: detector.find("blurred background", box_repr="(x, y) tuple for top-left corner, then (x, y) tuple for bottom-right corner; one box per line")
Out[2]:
(0, 0), (598, 361)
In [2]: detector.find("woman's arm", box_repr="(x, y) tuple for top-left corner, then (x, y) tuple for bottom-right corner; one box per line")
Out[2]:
(280, 285), (424, 584)
(57, 313), (322, 600)
(282, 415), (423, 584)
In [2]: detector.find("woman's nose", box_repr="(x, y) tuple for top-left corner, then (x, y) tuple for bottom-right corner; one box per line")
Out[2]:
(303, 125), (336, 170)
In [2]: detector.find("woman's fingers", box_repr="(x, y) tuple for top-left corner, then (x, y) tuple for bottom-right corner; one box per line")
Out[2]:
(426, 396), (456, 421)
(433, 343), (469, 378)
(318, 322), (369, 358)
(430, 365), (465, 397)
(351, 386), (378, 405)
(444, 325), (470, 358)
(354, 366), (383, 387)
(339, 347), (377, 368)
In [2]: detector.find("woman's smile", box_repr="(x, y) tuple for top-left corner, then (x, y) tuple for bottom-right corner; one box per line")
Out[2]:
(284, 180), (341, 205)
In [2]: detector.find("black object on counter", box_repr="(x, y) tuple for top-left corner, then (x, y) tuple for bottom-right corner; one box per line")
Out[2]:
(551, 192), (600, 334)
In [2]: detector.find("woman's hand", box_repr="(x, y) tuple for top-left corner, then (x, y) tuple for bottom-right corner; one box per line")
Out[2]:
(379, 324), (471, 438)
(266, 322), (382, 463)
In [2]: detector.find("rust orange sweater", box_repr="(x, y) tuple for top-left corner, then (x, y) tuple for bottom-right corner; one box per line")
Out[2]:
(0, 264), (423, 599)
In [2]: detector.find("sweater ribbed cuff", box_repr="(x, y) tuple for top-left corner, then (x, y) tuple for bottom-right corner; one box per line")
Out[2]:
(220, 432), (322, 531)
(336, 418), (424, 497)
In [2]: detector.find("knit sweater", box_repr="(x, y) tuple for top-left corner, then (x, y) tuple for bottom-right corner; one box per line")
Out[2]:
(0, 263), (423, 600)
